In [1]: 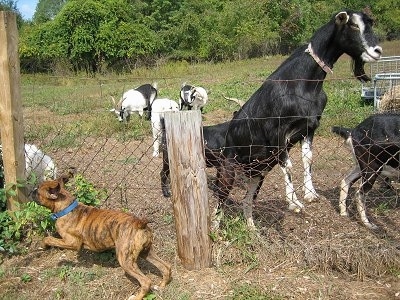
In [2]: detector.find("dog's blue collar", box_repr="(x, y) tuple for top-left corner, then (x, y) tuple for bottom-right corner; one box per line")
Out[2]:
(50, 199), (79, 221)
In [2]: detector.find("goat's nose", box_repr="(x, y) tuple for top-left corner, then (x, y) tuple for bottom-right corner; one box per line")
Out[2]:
(374, 46), (382, 56)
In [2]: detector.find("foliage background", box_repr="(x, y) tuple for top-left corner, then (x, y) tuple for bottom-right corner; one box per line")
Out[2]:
(1, 0), (399, 74)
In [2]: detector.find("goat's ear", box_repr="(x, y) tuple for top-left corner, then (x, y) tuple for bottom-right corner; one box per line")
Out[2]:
(58, 171), (73, 185)
(67, 167), (76, 179)
(335, 11), (349, 25)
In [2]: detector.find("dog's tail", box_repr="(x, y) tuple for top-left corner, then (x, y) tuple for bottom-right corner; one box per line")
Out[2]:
(331, 126), (352, 140)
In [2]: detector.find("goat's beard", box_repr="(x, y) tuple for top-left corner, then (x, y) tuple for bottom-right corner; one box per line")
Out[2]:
(352, 58), (371, 82)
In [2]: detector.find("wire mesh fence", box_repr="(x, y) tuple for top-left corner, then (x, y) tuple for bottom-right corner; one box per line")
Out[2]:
(0, 71), (398, 230)
(1, 74), (400, 290)
(4, 77), (397, 231)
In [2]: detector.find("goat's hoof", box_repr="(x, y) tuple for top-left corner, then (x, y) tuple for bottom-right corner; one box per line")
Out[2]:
(364, 222), (378, 230)
(246, 221), (257, 230)
(288, 203), (304, 213)
(304, 192), (319, 203)
(162, 189), (171, 198)
(222, 198), (236, 208)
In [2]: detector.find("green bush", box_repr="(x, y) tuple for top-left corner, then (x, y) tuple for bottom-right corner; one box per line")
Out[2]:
(69, 173), (107, 206)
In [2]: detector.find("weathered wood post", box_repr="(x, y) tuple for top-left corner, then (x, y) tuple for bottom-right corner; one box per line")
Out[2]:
(0, 11), (28, 210)
(164, 110), (212, 270)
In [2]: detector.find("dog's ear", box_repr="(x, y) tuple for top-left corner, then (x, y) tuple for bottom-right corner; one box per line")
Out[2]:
(47, 183), (61, 199)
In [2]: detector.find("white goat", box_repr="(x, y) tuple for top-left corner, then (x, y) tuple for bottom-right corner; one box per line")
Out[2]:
(24, 144), (57, 184)
(111, 83), (158, 122)
(179, 84), (208, 111)
(189, 86), (208, 111)
(150, 98), (179, 157)
(0, 144), (57, 189)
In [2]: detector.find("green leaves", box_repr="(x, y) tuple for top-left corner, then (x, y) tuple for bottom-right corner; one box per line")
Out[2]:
(17, 0), (400, 73)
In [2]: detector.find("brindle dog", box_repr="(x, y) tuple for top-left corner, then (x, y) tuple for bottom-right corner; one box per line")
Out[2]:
(33, 173), (171, 300)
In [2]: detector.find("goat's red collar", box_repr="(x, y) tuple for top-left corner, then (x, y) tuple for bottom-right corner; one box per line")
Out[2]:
(305, 43), (333, 74)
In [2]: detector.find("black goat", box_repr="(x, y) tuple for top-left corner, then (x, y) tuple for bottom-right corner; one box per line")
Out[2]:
(160, 120), (232, 198)
(332, 113), (400, 229)
(216, 10), (382, 228)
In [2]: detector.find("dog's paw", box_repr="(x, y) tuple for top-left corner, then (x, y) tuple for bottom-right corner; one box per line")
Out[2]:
(39, 242), (50, 250)
(152, 285), (161, 291)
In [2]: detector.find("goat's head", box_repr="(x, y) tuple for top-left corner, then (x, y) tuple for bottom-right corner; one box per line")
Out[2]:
(189, 86), (208, 103)
(332, 10), (382, 81)
(110, 96), (126, 122)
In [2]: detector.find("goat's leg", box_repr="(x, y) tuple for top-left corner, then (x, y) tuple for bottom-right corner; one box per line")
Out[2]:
(160, 165), (171, 198)
(356, 173), (378, 229)
(339, 165), (361, 217)
(242, 176), (264, 229)
(213, 160), (235, 229)
(301, 137), (319, 202)
(280, 157), (304, 212)
(160, 118), (171, 197)
(215, 160), (235, 205)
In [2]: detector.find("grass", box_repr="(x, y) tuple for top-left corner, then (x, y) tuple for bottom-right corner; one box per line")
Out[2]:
(21, 39), (400, 149)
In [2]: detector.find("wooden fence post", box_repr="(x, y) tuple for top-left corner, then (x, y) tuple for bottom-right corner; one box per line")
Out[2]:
(164, 110), (212, 270)
(0, 11), (28, 210)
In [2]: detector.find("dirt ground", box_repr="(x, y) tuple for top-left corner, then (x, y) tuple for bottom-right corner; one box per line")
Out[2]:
(1, 112), (400, 300)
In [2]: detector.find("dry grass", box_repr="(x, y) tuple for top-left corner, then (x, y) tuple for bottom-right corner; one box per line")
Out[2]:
(379, 85), (400, 111)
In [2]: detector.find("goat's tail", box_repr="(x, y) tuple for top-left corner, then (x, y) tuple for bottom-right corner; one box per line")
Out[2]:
(331, 126), (352, 140)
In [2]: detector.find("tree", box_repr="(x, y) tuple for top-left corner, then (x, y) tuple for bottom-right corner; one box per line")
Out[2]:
(0, 0), (23, 27)
(375, 0), (400, 39)
(33, 0), (66, 23)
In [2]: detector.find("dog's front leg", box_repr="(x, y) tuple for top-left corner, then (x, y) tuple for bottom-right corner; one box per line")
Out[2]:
(43, 236), (83, 251)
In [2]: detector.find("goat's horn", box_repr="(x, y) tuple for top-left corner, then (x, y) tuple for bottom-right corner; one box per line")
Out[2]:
(111, 96), (116, 106)
(223, 95), (245, 107)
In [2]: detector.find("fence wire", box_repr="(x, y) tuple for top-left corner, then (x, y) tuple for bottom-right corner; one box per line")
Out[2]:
(1, 76), (399, 231)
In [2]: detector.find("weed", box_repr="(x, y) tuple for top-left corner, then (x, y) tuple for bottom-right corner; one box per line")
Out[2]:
(144, 293), (157, 300)
(374, 202), (391, 215)
(0, 200), (52, 254)
(389, 267), (400, 277)
(69, 173), (107, 207)
(20, 273), (32, 283)
(163, 214), (174, 225)
(219, 215), (259, 264)
(229, 282), (282, 300)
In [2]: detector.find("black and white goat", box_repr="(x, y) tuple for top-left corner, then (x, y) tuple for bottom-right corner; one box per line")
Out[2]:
(179, 83), (208, 111)
(332, 113), (400, 229)
(150, 98), (179, 157)
(215, 10), (382, 228)
(110, 83), (158, 122)
(0, 144), (57, 189)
